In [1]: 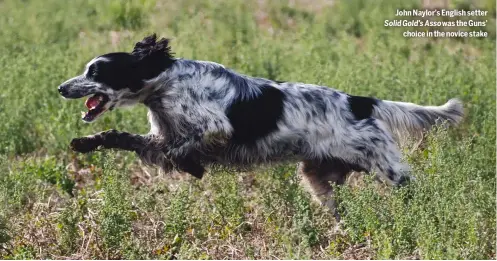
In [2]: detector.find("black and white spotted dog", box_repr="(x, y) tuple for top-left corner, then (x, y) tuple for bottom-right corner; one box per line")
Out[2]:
(58, 34), (463, 215)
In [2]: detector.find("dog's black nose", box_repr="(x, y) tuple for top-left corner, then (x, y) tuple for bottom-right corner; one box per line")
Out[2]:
(58, 85), (68, 95)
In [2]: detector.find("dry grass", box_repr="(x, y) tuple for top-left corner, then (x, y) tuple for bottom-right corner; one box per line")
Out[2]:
(0, 0), (495, 259)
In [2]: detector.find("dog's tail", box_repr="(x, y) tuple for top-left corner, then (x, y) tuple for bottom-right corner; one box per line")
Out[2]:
(370, 98), (464, 136)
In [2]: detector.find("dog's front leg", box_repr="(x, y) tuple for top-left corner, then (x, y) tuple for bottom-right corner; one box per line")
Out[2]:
(164, 136), (207, 179)
(70, 129), (172, 170)
(70, 130), (205, 178)
(70, 129), (153, 154)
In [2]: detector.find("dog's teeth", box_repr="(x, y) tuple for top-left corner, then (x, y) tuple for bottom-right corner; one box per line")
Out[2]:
(81, 111), (86, 117)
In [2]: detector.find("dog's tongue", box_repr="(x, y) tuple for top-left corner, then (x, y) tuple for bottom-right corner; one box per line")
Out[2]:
(85, 95), (100, 109)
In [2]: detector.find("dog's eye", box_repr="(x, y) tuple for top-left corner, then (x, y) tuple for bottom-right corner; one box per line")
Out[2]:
(87, 64), (96, 77)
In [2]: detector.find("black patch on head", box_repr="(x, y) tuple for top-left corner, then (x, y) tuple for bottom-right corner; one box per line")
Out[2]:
(348, 95), (378, 120)
(89, 53), (143, 92)
(131, 34), (174, 64)
(131, 34), (175, 88)
(88, 34), (175, 92)
(226, 85), (285, 145)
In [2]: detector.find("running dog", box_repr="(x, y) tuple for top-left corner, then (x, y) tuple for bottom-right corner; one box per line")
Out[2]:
(58, 34), (463, 216)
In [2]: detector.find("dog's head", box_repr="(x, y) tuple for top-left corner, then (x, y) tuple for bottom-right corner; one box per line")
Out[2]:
(58, 34), (174, 122)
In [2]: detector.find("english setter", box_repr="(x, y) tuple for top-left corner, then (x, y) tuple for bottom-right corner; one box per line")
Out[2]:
(58, 34), (463, 216)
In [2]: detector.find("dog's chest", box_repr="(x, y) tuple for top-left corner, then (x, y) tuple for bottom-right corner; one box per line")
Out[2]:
(147, 110), (161, 135)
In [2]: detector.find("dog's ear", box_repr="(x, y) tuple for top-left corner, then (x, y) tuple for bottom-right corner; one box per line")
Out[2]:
(130, 34), (176, 86)
(132, 34), (173, 60)
(132, 34), (157, 54)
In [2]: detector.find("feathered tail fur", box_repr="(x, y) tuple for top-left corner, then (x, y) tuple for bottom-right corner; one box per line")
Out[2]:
(372, 98), (464, 137)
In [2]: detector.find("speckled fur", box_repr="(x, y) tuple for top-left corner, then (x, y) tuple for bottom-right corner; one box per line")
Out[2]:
(61, 35), (464, 215)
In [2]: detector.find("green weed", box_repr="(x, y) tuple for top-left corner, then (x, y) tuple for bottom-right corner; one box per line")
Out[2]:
(0, 0), (494, 258)
(99, 155), (132, 254)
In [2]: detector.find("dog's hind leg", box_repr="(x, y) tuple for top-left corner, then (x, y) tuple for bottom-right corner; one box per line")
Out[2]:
(297, 158), (351, 220)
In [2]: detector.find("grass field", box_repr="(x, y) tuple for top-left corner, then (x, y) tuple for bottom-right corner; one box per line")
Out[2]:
(0, 0), (495, 259)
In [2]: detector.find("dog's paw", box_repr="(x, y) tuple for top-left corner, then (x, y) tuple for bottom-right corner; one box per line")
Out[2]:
(70, 137), (101, 153)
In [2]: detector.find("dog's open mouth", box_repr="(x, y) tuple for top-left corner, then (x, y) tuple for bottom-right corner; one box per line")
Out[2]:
(82, 93), (109, 122)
